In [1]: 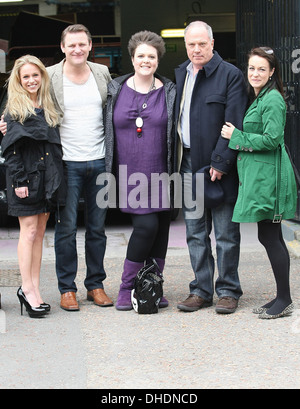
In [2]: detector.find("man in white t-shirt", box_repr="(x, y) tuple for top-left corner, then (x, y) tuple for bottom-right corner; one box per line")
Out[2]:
(47, 24), (113, 311)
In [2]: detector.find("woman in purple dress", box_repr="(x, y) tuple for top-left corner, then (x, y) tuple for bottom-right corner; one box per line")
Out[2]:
(105, 31), (176, 310)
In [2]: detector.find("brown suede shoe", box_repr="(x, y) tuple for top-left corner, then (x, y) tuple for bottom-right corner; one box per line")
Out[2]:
(177, 294), (212, 312)
(215, 297), (238, 314)
(87, 288), (113, 307)
(60, 292), (79, 311)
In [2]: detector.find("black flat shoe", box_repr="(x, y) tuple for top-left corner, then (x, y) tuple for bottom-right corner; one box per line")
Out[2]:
(17, 287), (47, 318)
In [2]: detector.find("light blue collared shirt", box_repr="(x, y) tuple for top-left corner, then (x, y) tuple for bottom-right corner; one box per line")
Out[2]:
(180, 62), (197, 148)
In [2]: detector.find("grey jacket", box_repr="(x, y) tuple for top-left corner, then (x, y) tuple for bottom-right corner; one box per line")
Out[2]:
(105, 73), (176, 176)
(47, 59), (111, 124)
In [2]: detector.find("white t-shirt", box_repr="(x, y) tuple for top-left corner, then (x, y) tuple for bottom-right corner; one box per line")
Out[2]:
(59, 73), (105, 161)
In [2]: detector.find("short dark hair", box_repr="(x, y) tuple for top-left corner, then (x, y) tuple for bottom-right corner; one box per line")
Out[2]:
(127, 31), (166, 61)
(61, 24), (92, 45)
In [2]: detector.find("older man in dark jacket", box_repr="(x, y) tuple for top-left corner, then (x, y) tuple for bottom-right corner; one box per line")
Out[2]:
(175, 21), (248, 314)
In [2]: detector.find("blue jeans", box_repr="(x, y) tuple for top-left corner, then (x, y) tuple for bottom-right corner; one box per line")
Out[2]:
(55, 159), (107, 294)
(181, 151), (242, 301)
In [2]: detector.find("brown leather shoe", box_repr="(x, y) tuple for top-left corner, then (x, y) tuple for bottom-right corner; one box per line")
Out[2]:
(60, 292), (79, 311)
(177, 294), (212, 312)
(215, 297), (238, 314)
(87, 288), (113, 307)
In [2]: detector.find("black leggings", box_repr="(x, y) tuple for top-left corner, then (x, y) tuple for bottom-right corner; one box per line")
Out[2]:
(126, 211), (171, 262)
(257, 220), (292, 312)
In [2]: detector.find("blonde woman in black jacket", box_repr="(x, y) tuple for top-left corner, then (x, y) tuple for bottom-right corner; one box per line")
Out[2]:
(1, 55), (66, 318)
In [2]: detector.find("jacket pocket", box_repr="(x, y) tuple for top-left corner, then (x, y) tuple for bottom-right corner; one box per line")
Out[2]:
(14, 164), (46, 205)
(205, 94), (226, 104)
(244, 120), (263, 134)
(254, 150), (275, 165)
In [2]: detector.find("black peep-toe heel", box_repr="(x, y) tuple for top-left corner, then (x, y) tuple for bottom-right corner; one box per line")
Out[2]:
(17, 287), (47, 318)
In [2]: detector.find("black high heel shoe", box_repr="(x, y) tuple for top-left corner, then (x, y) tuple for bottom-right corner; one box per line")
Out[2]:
(17, 287), (47, 318)
(40, 302), (51, 312)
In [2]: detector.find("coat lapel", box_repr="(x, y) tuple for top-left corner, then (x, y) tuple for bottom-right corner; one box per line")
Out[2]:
(87, 62), (108, 107)
(50, 60), (65, 114)
(175, 61), (189, 109)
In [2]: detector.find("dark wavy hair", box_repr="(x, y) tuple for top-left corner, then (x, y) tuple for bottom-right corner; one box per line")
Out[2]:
(127, 31), (166, 61)
(247, 47), (284, 102)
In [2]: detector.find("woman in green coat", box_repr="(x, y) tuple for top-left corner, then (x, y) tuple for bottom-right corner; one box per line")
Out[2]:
(221, 47), (297, 320)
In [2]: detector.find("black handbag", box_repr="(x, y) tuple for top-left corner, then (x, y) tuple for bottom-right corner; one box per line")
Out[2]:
(131, 259), (164, 314)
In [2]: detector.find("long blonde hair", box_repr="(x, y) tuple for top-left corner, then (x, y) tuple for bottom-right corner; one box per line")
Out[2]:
(4, 55), (59, 127)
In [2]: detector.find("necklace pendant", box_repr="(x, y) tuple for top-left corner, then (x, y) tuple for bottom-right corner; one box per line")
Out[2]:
(135, 117), (144, 128)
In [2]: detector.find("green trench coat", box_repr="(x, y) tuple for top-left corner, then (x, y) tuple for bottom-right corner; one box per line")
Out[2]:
(228, 88), (297, 223)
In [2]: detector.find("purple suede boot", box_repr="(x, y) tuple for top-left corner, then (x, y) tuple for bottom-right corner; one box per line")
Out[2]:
(154, 258), (169, 308)
(116, 259), (144, 311)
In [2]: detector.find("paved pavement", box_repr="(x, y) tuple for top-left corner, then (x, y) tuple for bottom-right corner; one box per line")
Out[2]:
(0, 212), (300, 390)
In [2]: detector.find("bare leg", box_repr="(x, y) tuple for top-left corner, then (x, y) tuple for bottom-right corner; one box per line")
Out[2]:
(31, 213), (49, 304)
(18, 213), (49, 307)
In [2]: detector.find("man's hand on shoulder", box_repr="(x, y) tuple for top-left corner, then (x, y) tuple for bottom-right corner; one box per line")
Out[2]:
(0, 114), (7, 136)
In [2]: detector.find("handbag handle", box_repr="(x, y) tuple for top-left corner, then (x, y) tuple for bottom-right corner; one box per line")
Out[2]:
(150, 258), (162, 275)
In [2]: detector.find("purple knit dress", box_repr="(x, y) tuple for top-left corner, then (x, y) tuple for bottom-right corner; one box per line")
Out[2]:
(113, 82), (169, 214)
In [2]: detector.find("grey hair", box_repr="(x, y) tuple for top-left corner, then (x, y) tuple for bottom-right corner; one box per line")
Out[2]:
(184, 21), (214, 42)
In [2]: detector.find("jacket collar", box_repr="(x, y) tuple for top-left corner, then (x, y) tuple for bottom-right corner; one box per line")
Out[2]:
(201, 51), (223, 78)
(176, 51), (223, 78)
(50, 59), (108, 108)
(246, 86), (273, 113)
(256, 85), (272, 100)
